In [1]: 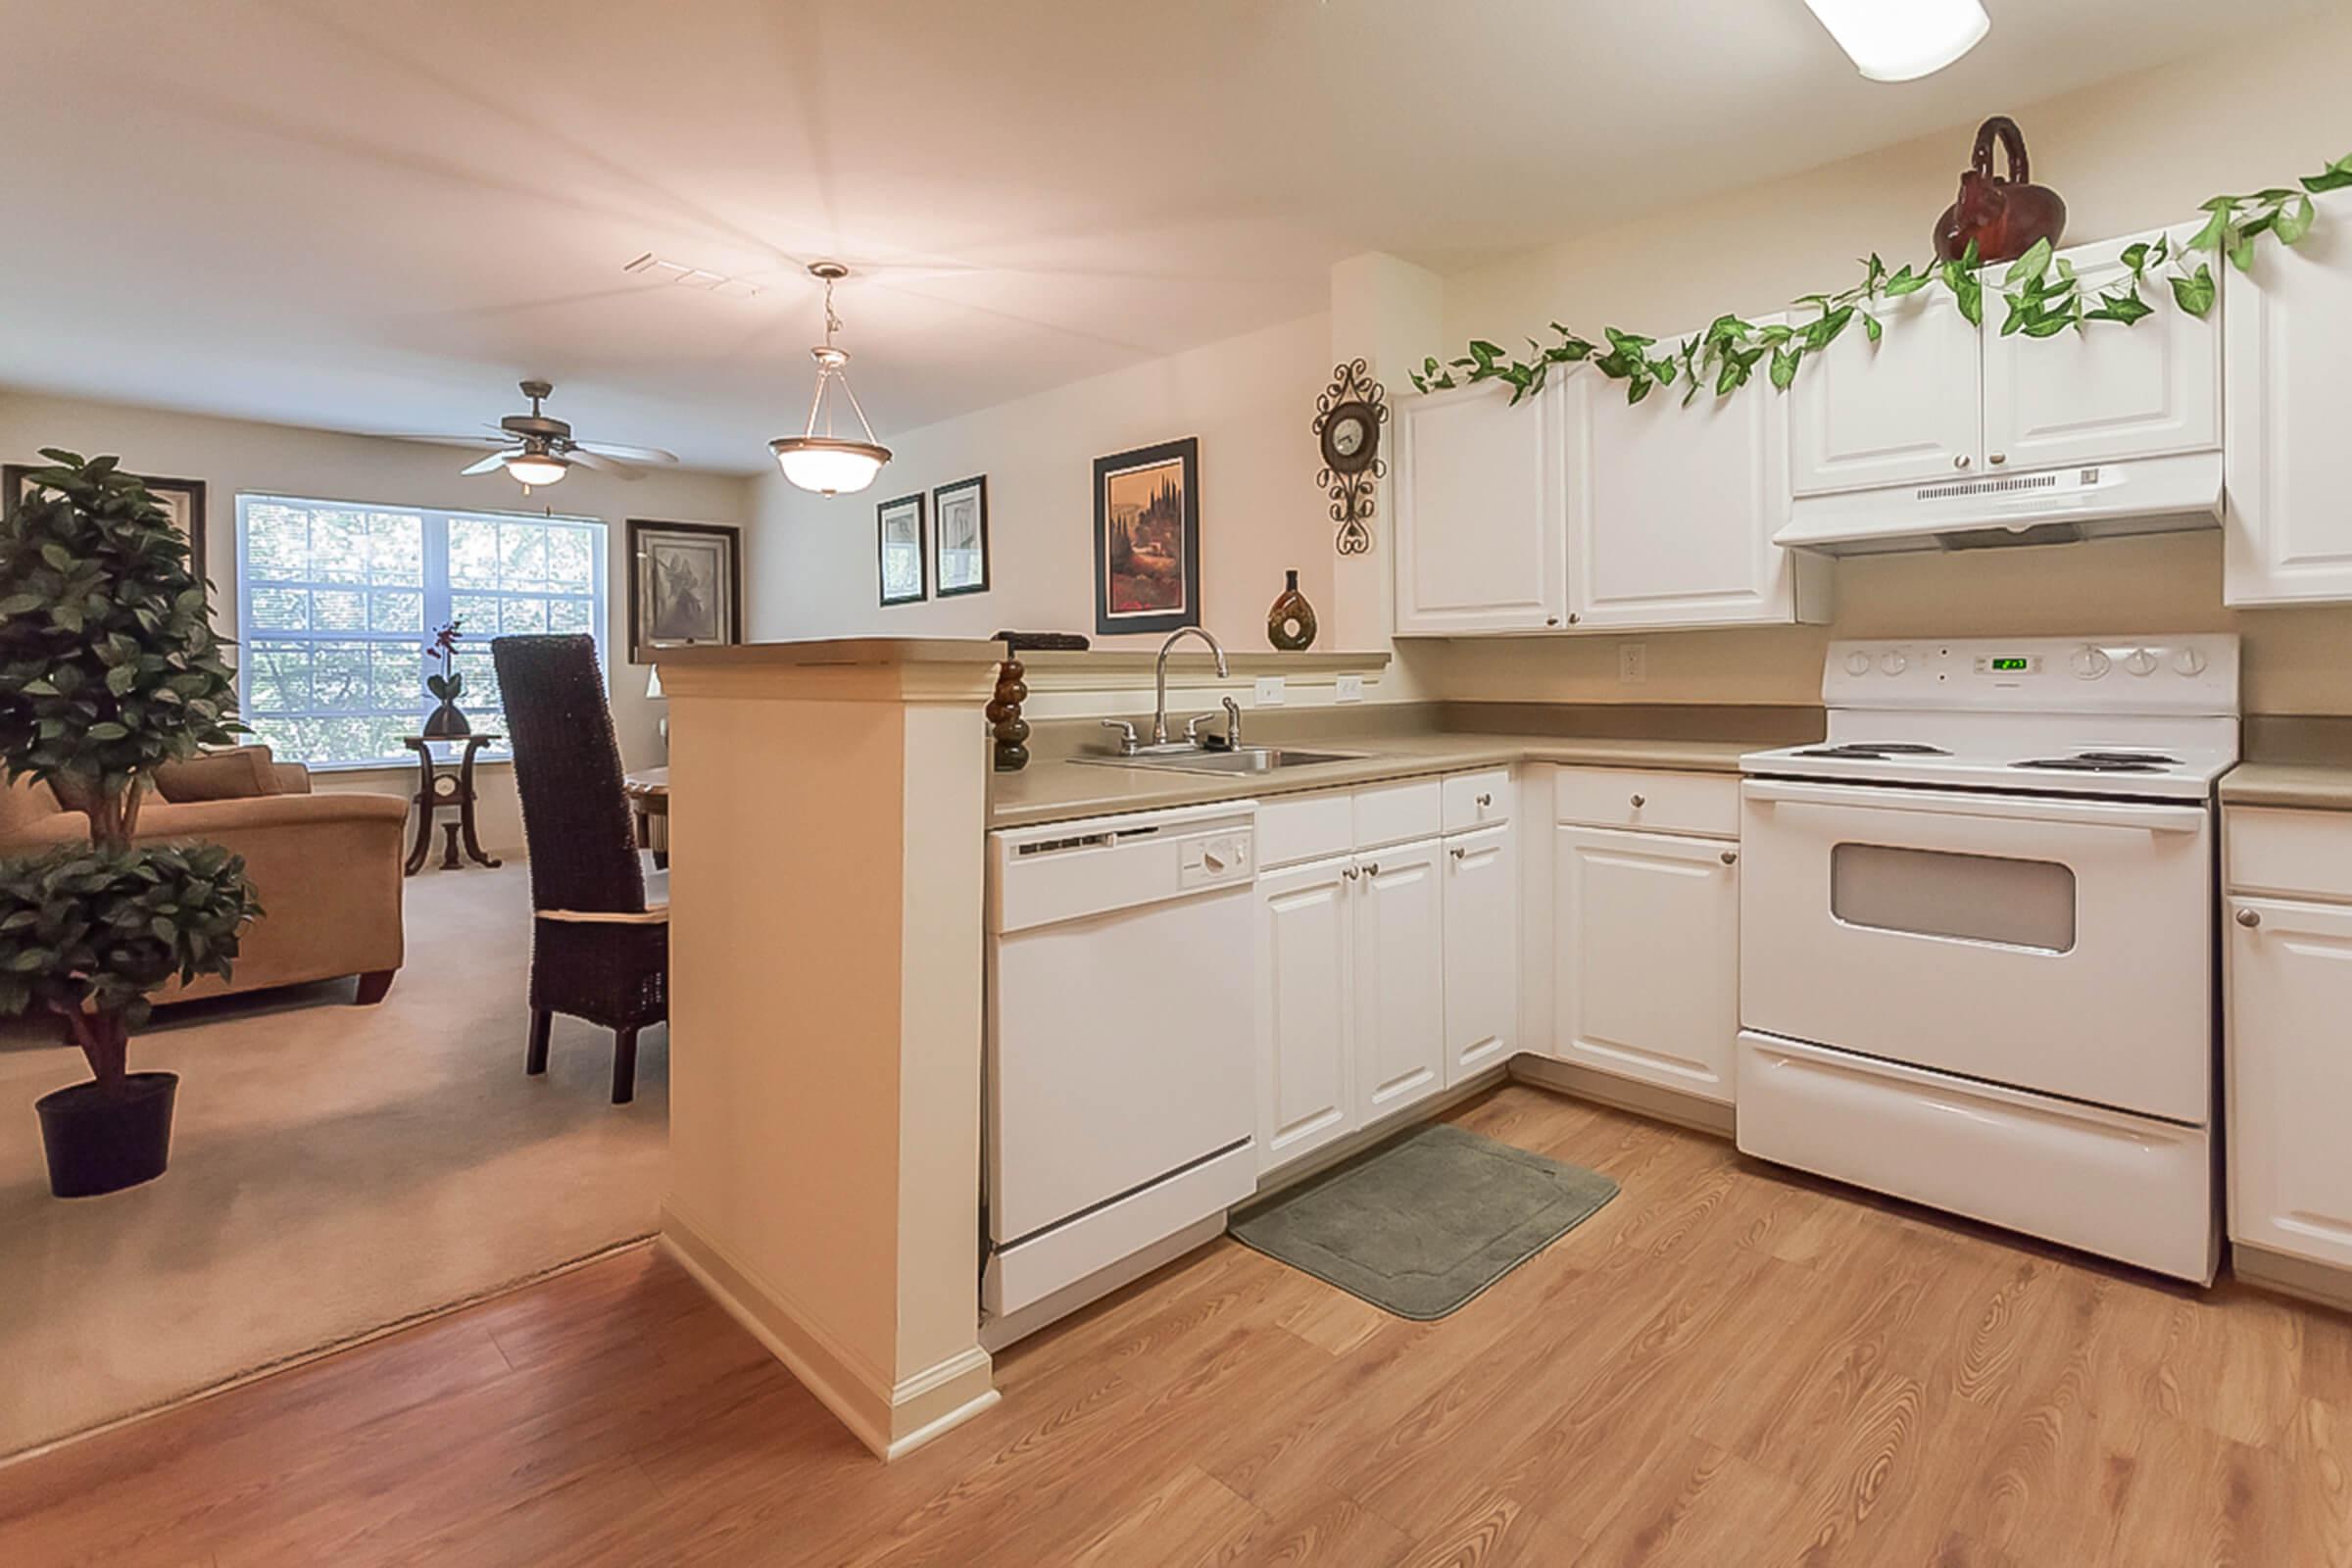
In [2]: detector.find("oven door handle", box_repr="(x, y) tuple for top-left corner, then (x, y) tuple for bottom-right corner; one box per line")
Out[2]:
(1741, 778), (2209, 834)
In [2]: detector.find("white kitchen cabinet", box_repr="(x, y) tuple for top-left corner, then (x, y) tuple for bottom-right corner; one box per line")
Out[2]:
(1789, 284), (1983, 496)
(1553, 824), (1740, 1103)
(2228, 893), (2352, 1270)
(2225, 189), (2352, 607)
(1982, 224), (2219, 472)
(1355, 839), (1448, 1120)
(1256, 855), (1356, 1171)
(1443, 824), (1516, 1083)
(1393, 377), (1572, 633)
(1571, 315), (1830, 630)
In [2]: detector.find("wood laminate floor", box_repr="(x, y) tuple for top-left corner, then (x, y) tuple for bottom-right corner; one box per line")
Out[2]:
(5, 1083), (2348, 1567)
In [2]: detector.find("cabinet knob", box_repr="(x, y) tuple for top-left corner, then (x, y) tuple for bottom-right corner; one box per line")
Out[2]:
(1954, 455), (1973, 470)
(1568, 612), (1581, 625)
(1476, 792), (1493, 807)
(1721, 850), (1739, 865)
(1343, 865), (1359, 881)
(1630, 794), (1646, 808)
(1989, 453), (2007, 466)
(1545, 616), (1560, 627)
(1450, 846), (1467, 861)
(2236, 907), (2261, 928)
(1362, 861), (1380, 877)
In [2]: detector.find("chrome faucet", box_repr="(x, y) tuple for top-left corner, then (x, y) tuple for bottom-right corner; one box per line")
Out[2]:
(1153, 627), (1229, 746)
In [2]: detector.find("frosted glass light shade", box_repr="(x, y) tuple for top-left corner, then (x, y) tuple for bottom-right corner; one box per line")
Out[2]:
(505, 452), (568, 486)
(1801, 0), (1989, 81)
(770, 436), (891, 497)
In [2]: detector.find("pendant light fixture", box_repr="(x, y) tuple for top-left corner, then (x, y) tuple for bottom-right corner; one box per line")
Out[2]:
(1801, 0), (1989, 82)
(769, 261), (892, 496)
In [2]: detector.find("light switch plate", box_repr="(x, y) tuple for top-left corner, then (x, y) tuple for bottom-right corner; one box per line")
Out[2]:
(1254, 675), (1286, 706)
(1618, 642), (1648, 684)
(1335, 674), (1364, 704)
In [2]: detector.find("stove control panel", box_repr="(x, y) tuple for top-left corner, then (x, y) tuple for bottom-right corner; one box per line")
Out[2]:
(1822, 635), (2240, 713)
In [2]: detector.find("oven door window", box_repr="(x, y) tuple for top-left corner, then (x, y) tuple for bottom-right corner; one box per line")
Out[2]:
(1830, 842), (2078, 954)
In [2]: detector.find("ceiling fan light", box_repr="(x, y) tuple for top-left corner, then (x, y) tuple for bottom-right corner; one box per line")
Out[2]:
(1801, 0), (1989, 82)
(505, 451), (568, 486)
(770, 436), (892, 497)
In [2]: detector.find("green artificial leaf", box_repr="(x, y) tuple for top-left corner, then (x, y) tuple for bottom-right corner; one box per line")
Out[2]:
(1953, 271), (1984, 327)
(2003, 237), (2053, 287)
(2187, 207), (2232, 253)
(2276, 194), (2317, 246)
(2302, 154), (2352, 194)
(2083, 289), (2154, 325)
(1770, 347), (1800, 389)
(1884, 267), (1930, 298)
(1862, 311), (1883, 345)
(2170, 264), (2219, 318)
(2120, 241), (2150, 273)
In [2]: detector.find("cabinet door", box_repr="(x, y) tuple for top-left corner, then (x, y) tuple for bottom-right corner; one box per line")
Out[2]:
(1444, 824), (1517, 1083)
(2225, 189), (2352, 607)
(1392, 376), (1572, 633)
(1789, 284), (1982, 495)
(1572, 317), (1801, 629)
(1355, 839), (1447, 1121)
(2228, 895), (2352, 1268)
(1982, 225), (2219, 472)
(1256, 856), (1355, 1173)
(1553, 825), (1739, 1103)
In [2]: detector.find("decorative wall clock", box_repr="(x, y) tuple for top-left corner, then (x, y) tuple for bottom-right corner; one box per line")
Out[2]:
(1314, 360), (1387, 557)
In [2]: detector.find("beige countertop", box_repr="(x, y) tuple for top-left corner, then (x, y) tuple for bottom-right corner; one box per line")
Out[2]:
(988, 732), (1756, 829)
(2222, 761), (2352, 813)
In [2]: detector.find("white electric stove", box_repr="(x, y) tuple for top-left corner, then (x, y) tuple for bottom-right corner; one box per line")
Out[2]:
(1736, 635), (2239, 1283)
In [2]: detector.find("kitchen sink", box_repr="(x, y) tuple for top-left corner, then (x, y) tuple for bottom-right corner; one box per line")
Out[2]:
(1067, 747), (1372, 775)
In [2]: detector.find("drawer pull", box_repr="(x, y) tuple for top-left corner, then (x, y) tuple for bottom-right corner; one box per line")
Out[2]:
(1476, 792), (1493, 807)
(1721, 850), (1739, 865)
(1450, 846), (1467, 861)
(1630, 793), (1646, 808)
(2236, 907), (2261, 928)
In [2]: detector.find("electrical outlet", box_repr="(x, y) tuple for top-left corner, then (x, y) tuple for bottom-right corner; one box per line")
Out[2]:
(1335, 673), (1364, 704)
(1254, 675), (1286, 707)
(1618, 642), (1648, 684)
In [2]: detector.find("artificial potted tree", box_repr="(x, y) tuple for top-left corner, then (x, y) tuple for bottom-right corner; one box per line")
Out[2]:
(0, 451), (260, 1197)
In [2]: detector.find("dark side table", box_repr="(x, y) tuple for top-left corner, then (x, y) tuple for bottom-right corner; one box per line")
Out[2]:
(402, 735), (504, 874)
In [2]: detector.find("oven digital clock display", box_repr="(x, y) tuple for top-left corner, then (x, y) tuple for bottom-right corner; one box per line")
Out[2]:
(1973, 654), (2042, 675)
(1990, 658), (2030, 671)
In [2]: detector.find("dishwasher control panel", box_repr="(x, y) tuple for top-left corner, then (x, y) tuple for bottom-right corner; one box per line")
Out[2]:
(1176, 827), (1253, 890)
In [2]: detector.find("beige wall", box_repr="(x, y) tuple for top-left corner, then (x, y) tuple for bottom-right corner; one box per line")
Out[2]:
(749, 313), (1337, 658)
(1424, 7), (2352, 715)
(0, 391), (756, 849)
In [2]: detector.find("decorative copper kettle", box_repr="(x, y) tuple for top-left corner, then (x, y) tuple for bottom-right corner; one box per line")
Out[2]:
(1935, 116), (2066, 265)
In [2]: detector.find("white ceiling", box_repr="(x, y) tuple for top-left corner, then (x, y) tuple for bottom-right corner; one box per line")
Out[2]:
(0, 0), (2325, 472)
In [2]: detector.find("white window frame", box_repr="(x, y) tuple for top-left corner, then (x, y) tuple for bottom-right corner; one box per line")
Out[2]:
(234, 493), (607, 771)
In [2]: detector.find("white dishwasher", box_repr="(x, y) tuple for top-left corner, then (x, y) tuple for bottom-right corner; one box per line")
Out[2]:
(985, 800), (1258, 1334)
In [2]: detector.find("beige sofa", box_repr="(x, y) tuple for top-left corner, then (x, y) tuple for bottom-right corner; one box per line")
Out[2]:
(0, 751), (409, 1004)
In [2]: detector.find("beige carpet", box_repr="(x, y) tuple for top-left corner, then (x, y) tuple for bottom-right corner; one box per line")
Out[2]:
(0, 861), (667, 1458)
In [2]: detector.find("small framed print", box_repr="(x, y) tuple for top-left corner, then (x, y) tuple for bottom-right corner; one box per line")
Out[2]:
(8, 464), (208, 587)
(931, 475), (990, 598)
(1093, 436), (1199, 636)
(626, 518), (742, 662)
(877, 490), (928, 606)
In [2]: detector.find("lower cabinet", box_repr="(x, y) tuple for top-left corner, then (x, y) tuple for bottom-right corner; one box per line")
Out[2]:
(1444, 823), (1517, 1081)
(1553, 823), (1740, 1103)
(1256, 855), (1356, 1171)
(2228, 891), (2352, 1270)
(1355, 839), (1447, 1121)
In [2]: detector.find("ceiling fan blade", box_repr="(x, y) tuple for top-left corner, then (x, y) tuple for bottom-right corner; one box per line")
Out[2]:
(565, 448), (643, 479)
(573, 440), (678, 466)
(462, 450), (522, 476)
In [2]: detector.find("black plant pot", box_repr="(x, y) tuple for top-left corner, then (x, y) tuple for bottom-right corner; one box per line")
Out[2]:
(34, 1071), (178, 1199)
(420, 699), (471, 739)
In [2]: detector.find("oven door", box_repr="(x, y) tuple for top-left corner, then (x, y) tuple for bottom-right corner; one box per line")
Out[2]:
(1740, 778), (2214, 1123)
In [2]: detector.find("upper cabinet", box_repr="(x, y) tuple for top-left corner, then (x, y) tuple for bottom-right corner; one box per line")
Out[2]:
(1392, 378), (1569, 633)
(1790, 285), (1984, 495)
(2225, 190), (2352, 607)
(1572, 313), (1829, 630)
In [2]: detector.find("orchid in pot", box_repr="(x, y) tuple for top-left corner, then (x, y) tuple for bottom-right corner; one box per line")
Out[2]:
(0, 452), (261, 1197)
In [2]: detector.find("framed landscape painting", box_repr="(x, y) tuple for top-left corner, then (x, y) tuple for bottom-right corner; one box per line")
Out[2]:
(8, 464), (208, 586)
(877, 491), (927, 606)
(932, 474), (989, 598)
(626, 518), (741, 662)
(1093, 436), (1198, 636)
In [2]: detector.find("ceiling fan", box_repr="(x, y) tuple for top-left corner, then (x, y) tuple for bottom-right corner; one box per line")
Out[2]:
(439, 380), (680, 489)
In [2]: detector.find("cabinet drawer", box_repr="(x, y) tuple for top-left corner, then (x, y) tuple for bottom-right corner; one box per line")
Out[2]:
(2228, 807), (2352, 902)
(1258, 790), (1354, 870)
(1554, 767), (1738, 840)
(1442, 768), (1514, 833)
(1353, 778), (1443, 851)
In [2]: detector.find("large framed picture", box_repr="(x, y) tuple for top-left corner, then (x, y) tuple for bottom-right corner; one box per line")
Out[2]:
(877, 491), (928, 607)
(625, 518), (742, 662)
(1093, 436), (1199, 636)
(932, 474), (990, 598)
(8, 464), (208, 586)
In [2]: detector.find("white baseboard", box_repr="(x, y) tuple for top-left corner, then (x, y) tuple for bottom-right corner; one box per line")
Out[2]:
(2233, 1243), (2352, 1315)
(1508, 1054), (1737, 1138)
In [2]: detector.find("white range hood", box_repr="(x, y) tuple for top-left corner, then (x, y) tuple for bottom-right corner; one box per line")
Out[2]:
(1774, 450), (2223, 556)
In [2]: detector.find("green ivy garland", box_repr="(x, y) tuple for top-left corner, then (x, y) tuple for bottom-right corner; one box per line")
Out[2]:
(1410, 152), (2352, 410)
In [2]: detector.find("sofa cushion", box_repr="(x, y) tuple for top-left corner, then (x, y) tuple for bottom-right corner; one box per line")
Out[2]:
(155, 746), (286, 804)
(0, 773), (64, 838)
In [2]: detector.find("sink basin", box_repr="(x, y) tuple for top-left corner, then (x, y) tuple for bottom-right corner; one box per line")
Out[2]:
(1068, 747), (1372, 775)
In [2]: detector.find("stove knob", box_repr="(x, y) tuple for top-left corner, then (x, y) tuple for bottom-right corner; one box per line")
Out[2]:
(2175, 646), (2209, 677)
(2124, 648), (2160, 677)
(1880, 651), (1908, 675)
(1844, 651), (1874, 677)
(2070, 646), (2111, 679)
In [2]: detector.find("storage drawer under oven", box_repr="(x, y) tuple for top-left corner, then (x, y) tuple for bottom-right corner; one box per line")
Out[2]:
(1739, 778), (2215, 1124)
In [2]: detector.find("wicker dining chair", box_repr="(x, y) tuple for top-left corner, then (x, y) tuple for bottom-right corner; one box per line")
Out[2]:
(490, 634), (667, 1103)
